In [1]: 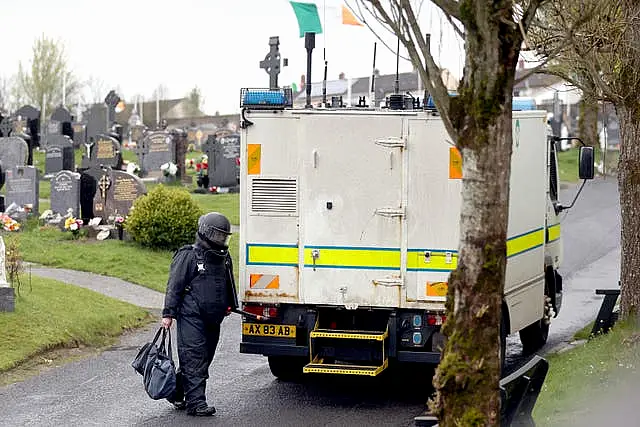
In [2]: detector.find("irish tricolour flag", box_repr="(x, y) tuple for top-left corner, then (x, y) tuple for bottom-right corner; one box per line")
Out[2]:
(289, 1), (363, 37)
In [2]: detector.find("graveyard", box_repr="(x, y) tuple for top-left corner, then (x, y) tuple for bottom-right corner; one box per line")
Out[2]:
(0, 90), (243, 379)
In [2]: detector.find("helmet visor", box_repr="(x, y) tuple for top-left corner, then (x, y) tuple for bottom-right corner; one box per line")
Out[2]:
(200, 224), (232, 247)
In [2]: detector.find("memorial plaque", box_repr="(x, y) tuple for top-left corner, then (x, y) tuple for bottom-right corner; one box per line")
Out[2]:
(5, 166), (39, 213)
(93, 169), (146, 218)
(206, 132), (240, 188)
(90, 135), (122, 169)
(137, 131), (174, 176)
(72, 123), (86, 148)
(51, 170), (81, 216)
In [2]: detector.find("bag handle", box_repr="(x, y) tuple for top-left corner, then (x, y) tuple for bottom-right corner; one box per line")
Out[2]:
(158, 327), (173, 360)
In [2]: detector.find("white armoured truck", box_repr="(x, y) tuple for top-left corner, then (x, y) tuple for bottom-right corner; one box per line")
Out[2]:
(237, 89), (592, 379)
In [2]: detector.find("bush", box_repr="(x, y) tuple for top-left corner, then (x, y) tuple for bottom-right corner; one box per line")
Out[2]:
(125, 185), (203, 250)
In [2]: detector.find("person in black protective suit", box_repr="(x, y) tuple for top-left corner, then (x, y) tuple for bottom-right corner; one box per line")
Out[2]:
(161, 212), (238, 416)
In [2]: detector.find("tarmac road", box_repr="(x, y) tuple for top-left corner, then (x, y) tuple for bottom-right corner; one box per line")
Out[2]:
(0, 177), (620, 427)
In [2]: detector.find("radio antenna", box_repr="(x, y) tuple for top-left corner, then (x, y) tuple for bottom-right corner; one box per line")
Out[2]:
(394, 34), (400, 94)
(305, 32), (316, 109)
(370, 42), (377, 105)
(322, 49), (328, 107)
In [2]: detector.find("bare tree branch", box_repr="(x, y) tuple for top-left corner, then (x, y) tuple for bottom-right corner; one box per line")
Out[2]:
(430, 0), (461, 21)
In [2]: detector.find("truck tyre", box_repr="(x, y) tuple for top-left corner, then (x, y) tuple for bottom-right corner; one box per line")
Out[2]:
(268, 356), (306, 381)
(519, 280), (553, 354)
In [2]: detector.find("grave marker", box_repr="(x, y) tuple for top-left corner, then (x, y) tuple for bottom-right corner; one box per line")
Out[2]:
(45, 135), (75, 177)
(5, 166), (39, 214)
(92, 169), (147, 218)
(51, 170), (81, 216)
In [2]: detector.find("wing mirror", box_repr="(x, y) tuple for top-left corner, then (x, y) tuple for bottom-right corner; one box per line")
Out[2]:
(553, 137), (593, 212)
(579, 146), (595, 180)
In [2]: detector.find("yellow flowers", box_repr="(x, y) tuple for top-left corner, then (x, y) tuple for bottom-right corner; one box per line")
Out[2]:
(0, 214), (20, 232)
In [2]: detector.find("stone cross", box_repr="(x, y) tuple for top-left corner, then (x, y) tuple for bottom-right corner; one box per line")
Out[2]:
(99, 174), (111, 200)
(259, 36), (287, 89)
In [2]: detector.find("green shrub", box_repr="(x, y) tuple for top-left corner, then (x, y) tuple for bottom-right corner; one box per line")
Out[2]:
(125, 185), (203, 250)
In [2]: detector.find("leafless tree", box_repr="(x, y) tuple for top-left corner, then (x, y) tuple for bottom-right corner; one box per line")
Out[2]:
(532, 0), (640, 320)
(351, 1), (547, 424)
(15, 34), (82, 113)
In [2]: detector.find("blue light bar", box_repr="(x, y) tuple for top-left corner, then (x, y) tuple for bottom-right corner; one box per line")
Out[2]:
(425, 95), (537, 111)
(512, 97), (536, 111)
(240, 88), (293, 109)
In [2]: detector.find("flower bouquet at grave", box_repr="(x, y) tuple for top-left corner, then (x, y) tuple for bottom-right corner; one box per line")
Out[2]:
(161, 162), (178, 177)
(126, 162), (141, 176)
(185, 158), (195, 170)
(0, 214), (20, 232)
(64, 217), (84, 239)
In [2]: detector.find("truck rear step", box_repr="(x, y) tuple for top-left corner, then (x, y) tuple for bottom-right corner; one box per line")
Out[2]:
(303, 326), (389, 377)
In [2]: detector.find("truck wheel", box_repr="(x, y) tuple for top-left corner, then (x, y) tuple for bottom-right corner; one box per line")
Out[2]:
(268, 356), (306, 381)
(519, 295), (552, 355)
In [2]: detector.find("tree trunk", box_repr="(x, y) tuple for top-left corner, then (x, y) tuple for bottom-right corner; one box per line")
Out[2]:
(429, 2), (520, 425)
(578, 99), (599, 148)
(616, 105), (640, 320)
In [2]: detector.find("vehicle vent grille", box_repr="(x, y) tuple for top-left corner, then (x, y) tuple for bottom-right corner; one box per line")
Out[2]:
(250, 178), (298, 216)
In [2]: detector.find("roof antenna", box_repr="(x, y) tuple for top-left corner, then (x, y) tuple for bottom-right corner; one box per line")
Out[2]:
(322, 48), (328, 107)
(394, 32), (400, 94)
(370, 42), (377, 106)
(305, 32), (316, 109)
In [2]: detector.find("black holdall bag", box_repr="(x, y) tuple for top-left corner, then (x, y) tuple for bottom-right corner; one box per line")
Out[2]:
(142, 327), (177, 400)
(131, 327), (163, 376)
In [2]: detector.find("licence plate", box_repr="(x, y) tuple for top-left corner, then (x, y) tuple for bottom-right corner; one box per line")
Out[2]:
(243, 323), (296, 338)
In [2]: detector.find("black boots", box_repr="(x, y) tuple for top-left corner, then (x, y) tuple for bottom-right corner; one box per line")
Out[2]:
(186, 405), (216, 416)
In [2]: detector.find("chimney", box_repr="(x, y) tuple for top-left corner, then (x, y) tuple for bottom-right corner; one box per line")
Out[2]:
(300, 74), (306, 88)
(374, 68), (380, 76)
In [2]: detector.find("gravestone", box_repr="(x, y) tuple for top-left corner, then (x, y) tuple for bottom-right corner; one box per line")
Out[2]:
(0, 236), (14, 312)
(85, 104), (108, 143)
(5, 166), (39, 214)
(93, 169), (147, 218)
(15, 105), (41, 164)
(207, 132), (240, 189)
(48, 106), (74, 141)
(136, 131), (174, 176)
(90, 135), (122, 169)
(0, 134), (28, 179)
(72, 123), (86, 148)
(0, 164), (4, 212)
(51, 170), (81, 216)
(80, 166), (102, 220)
(45, 135), (75, 177)
(130, 124), (145, 144)
(171, 128), (188, 182)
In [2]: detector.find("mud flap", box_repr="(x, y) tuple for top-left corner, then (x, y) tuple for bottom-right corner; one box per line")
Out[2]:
(414, 356), (549, 427)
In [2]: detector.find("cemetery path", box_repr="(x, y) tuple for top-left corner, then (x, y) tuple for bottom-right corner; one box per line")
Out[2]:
(0, 177), (626, 426)
(25, 264), (164, 310)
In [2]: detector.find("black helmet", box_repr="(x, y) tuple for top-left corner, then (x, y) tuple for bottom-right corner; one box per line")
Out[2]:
(197, 212), (232, 248)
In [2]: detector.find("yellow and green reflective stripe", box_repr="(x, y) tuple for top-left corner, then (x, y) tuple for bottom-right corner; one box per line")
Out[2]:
(303, 246), (400, 270)
(547, 223), (561, 243)
(507, 227), (545, 258)
(246, 227), (545, 269)
(246, 244), (297, 266)
(407, 250), (458, 272)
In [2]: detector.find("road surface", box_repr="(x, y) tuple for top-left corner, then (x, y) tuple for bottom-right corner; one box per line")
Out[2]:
(0, 177), (621, 426)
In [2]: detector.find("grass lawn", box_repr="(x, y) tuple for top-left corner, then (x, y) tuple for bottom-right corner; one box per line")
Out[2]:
(533, 321), (640, 426)
(3, 224), (240, 293)
(557, 146), (619, 183)
(0, 275), (151, 372)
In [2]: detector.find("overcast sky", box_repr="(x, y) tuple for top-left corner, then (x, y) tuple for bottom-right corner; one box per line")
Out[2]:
(0, 0), (465, 115)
